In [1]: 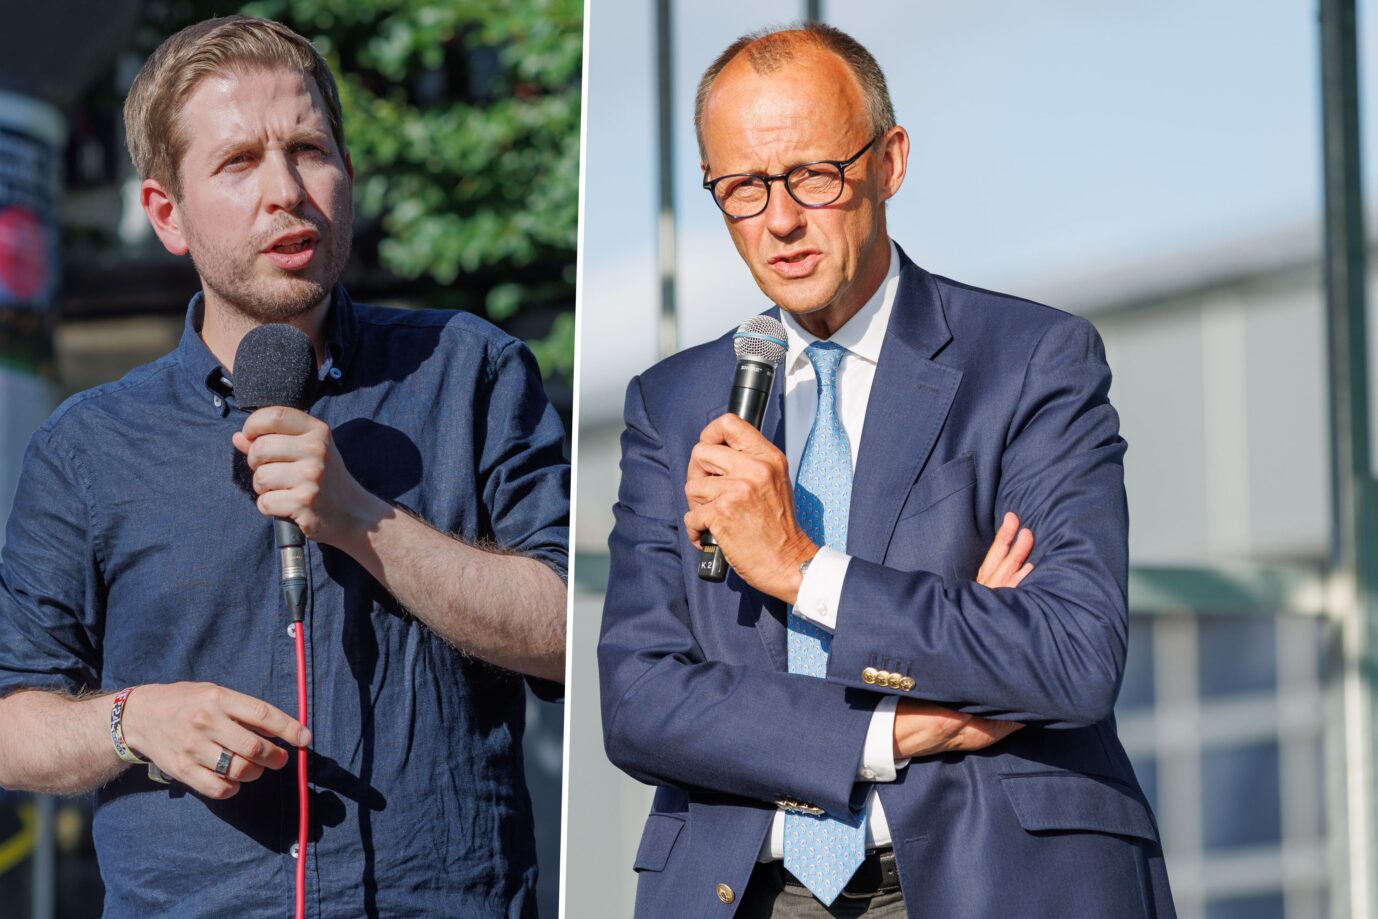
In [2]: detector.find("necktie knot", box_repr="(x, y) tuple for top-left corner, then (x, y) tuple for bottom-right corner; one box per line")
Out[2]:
(805, 340), (847, 383)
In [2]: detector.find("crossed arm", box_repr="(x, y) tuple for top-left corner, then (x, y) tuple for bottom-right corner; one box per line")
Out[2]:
(682, 413), (1036, 759)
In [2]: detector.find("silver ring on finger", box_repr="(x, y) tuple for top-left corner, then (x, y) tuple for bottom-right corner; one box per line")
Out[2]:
(214, 749), (234, 777)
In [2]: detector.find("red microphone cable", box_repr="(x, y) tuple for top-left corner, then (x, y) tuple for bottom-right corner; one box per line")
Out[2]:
(294, 622), (309, 919)
(272, 515), (310, 918)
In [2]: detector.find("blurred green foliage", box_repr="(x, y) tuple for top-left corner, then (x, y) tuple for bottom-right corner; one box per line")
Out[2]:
(140, 0), (582, 382)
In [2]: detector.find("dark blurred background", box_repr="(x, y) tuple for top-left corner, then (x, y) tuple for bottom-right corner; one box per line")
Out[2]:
(0, 1), (581, 916)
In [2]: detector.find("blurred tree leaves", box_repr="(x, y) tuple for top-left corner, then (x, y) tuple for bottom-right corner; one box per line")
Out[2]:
(140, 0), (581, 382)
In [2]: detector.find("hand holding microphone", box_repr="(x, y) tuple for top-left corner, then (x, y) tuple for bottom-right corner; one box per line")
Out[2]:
(684, 316), (818, 602)
(230, 326), (382, 558)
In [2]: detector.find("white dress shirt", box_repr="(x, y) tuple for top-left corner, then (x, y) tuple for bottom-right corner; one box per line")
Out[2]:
(759, 240), (910, 861)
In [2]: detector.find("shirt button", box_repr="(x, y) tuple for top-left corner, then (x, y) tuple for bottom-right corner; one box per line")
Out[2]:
(212, 395), (223, 408)
(860, 767), (877, 780)
(715, 883), (735, 904)
(328, 367), (343, 380)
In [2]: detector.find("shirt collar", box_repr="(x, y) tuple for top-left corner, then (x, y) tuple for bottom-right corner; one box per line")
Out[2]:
(174, 283), (360, 414)
(780, 239), (901, 376)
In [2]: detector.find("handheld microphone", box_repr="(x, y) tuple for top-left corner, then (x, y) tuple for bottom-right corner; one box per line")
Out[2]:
(698, 315), (788, 582)
(232, 323), (317, 622)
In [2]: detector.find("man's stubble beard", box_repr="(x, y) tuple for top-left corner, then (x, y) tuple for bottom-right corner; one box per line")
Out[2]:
(187, 204), (354, 325)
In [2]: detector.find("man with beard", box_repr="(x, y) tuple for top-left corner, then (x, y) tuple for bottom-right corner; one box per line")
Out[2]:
(0, 16), (567, 918)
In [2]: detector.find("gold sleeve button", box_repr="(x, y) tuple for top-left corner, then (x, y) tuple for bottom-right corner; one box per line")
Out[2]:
(887, 672), (904, 689)
(875, 670), (891, 685)
(899, 676), (915, 691)
(716, 883), (735, 904)
(861, 667), (878, 684)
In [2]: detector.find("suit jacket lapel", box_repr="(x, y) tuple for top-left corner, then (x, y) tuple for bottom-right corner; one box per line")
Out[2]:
(848, 249), (961, 564)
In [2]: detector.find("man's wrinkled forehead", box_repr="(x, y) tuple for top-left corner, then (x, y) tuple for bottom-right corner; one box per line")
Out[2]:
(175, 67), (331, 168)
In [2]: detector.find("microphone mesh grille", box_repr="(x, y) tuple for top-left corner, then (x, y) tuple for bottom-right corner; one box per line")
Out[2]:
(733, 316), (788, 365)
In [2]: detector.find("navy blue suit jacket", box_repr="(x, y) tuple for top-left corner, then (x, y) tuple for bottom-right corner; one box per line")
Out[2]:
(598, 248), (1176, 918)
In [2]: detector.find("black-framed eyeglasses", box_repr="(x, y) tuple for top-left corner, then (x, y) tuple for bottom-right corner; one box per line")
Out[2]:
(702, 132), (883, 219)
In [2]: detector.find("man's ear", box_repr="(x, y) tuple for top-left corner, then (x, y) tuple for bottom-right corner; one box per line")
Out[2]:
(140, 178), (188, 256)
(877, 126), (910, 203)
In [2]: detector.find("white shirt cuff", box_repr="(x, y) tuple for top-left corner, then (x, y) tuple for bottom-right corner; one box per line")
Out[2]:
(793, 547), (850, 632)
(860, 695), (906, 782)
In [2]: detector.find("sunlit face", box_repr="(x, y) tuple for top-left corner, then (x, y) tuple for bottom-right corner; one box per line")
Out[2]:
(700, 45), (907, 333)
(147, 67), (354, 324)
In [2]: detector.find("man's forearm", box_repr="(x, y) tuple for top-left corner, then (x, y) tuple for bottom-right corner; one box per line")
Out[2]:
(335, 496), (566, 683)
(0, 690), (125, 795)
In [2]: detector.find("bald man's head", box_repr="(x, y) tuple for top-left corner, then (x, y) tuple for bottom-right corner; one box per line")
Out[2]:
(694, 23), (895, 161)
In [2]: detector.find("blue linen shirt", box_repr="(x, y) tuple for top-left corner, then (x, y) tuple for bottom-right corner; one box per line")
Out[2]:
(0, 287), (568, 918)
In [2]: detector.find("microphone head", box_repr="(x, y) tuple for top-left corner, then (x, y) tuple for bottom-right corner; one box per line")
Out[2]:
(732, 316), (788, 366)
(232, 324), (317, 410)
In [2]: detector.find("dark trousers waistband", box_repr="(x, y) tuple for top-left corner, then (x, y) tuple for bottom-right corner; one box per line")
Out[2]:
(757, 848), (901, 898)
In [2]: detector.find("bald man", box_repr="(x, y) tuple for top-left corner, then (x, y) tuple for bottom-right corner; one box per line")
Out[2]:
(598, 22), (1175, 919)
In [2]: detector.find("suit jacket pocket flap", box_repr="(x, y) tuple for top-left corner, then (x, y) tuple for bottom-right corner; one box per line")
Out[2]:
(633, 814), (685, 872)
(897, 454), (976, 521)
(1000, 773), (1157, 841)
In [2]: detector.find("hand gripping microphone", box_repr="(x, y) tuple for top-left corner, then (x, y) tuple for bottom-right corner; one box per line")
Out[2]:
(232, 324), (317, 623)
(231, 323), (317, 919)
(697, 315), (789, 582)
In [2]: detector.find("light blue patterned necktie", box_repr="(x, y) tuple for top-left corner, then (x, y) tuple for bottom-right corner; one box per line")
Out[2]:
(785, 340), (865, 906)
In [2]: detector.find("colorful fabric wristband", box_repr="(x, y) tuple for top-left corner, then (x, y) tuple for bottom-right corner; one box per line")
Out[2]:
(109, 687), (148, 765)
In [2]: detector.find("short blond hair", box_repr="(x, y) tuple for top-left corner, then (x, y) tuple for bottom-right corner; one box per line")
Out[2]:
(123, 15), (345, 199)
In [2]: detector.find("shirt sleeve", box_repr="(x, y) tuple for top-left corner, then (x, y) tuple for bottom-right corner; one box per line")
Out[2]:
(792, 546), (850, 632)
(477, 338), (570, 701)
(0, 424), (104, 697)
(478, 338), (569, 578)
(859, 695), (909, 782)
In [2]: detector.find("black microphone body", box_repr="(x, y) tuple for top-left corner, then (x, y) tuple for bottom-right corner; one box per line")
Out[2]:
(233, 324), (318, 621)
(697, 358), (778, 581)
(726, 359), (776, 429)
(697, 315), (788, 582)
